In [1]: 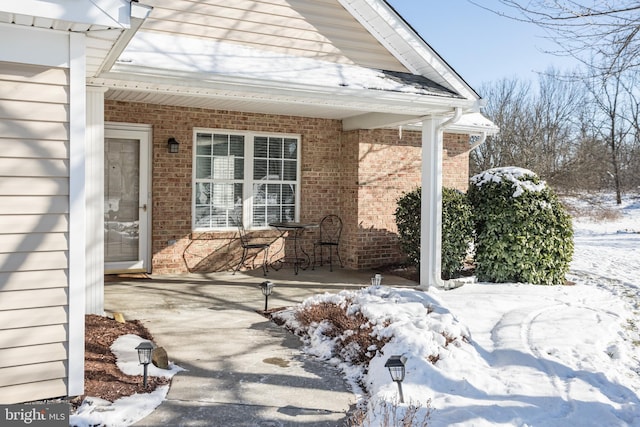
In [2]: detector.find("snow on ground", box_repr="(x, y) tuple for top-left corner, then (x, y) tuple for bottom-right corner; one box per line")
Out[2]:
(277, 193), (640, 426)
(70, 335), (184, 427)
(70, 193), (640, 426)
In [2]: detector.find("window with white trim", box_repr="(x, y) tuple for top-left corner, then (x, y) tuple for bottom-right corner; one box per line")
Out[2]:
(193, 129), (300, 229)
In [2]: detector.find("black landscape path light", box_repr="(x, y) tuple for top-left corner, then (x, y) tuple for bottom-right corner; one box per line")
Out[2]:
(260, 280), (275, 311)
(136, 341), (155, 388)
(385, 355), (407, 403)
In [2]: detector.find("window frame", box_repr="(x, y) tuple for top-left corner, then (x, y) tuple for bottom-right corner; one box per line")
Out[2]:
(192, 128), (302, 231)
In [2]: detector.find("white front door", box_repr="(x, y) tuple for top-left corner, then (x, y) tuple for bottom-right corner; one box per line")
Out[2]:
(104, 124), (151, 273)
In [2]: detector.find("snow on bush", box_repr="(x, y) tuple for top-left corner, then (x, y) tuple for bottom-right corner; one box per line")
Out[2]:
(468, 167), (574, 285)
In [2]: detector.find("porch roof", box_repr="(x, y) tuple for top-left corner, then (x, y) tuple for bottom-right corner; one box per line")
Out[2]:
(85, 0), (492, 130)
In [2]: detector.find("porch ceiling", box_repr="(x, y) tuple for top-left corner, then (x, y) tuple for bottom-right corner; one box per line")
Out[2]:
(97, 80), (472, 120)
(92, 69), (475, 122)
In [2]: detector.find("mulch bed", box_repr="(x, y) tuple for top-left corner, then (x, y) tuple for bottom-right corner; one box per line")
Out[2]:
(70, 315), (170, 409)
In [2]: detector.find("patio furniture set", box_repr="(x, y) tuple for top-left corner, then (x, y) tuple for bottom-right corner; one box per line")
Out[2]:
(234, 214), (343, 276)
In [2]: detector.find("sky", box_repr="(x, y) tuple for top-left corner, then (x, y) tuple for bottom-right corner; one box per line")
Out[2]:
(70, 189), (640, 426)
(386, 0), (582, 90)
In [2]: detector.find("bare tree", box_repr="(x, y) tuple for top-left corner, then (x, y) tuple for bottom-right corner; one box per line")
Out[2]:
(470, 0), (640, 74)
(582, 59), (637, 204)
(471, 78), (532, 174)
(531, 68), (582, 180)
(472, 70), (582, 183)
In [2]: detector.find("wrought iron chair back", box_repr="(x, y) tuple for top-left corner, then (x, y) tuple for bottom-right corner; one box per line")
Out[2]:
(313, 214), (344, 271)
(233, 216), (271, 276)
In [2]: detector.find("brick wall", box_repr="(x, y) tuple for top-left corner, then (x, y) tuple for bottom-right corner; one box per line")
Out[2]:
(104, 100), (470, 274)
(354, 129), (421, 268)
(443, 132), (471, 192)
(348, 129), (470, 269)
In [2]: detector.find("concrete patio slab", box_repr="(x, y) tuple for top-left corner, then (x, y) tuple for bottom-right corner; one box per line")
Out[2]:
(104, 268), (418, 426)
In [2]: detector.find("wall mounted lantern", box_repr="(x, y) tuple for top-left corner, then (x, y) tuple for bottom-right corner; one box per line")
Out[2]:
(167, 137), (180, 153)
(135, 341), (155, 388)
(385, 355), (407, 403)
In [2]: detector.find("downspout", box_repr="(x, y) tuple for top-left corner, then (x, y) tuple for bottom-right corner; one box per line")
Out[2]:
(469, 131), (487, 151)
(420, 107), (462, 291)
(439, 107), (462, 131)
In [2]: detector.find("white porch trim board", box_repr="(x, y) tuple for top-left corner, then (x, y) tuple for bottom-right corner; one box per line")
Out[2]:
(86, 87), (107, 316)
(68, 31), (87, 397)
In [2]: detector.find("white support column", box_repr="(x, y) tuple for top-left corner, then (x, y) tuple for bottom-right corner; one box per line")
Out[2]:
(419, 116), (444, 290)
(68, 32), (87, 397)
(85, 86), (107, 315)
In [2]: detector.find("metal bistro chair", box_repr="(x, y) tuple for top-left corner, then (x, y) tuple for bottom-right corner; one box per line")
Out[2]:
(233, 219), (271, 276)
(313, 214), (344, 272)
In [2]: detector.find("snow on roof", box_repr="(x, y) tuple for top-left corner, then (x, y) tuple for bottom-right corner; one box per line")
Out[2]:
(446, 112), (500, 135)
(117, 31), (461, 98)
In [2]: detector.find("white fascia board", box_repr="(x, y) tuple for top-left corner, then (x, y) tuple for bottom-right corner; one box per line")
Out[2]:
(0, 0), (132, 28)
(0, 23), (69, 67)
(339, 0), (479, 101)
(402, 112), (499, 136)
(95, 3), (153, 75)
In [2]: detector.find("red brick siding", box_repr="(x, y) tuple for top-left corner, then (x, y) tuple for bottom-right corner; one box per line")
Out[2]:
(443, 133), (471, 192)
(104, 101), (470, 273)
(354, 129), (421, 268)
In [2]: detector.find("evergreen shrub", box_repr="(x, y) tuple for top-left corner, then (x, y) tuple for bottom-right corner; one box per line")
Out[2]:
(468, 167), (574, 285)
(395, 187), (474, 279)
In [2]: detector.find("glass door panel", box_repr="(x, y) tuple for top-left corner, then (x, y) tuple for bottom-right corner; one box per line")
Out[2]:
(105, 138), (140, 263)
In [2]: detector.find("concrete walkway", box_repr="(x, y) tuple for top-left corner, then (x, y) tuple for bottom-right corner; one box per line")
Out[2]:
(104, 267), (418, 427)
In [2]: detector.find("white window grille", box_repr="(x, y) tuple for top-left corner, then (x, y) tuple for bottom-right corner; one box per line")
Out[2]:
(193, 129), (300, 229)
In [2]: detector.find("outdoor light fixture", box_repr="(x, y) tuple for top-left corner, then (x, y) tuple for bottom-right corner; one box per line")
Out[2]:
(385, 355), (407, 403)
(167, 137), (180, 153)
(371, 273), (382, 287)
(259, 280), (275, 311)
(135, 341), (155, 388)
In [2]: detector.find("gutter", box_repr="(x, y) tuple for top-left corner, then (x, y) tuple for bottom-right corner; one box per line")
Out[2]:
(438, 107), (462, 130)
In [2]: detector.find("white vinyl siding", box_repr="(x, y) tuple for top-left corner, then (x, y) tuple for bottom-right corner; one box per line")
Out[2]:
(0, 62), (70, 404)
(140, 0), (406, 72)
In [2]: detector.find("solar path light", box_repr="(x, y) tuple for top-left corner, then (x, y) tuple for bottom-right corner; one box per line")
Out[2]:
(259, 281), (275, 311)
(135, 341), (154, 388)
(385, 355), (407, 403)
(371, 273), (382, 287)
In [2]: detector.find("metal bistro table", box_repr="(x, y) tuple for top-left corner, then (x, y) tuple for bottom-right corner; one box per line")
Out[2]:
(269, 222), (319, 274)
